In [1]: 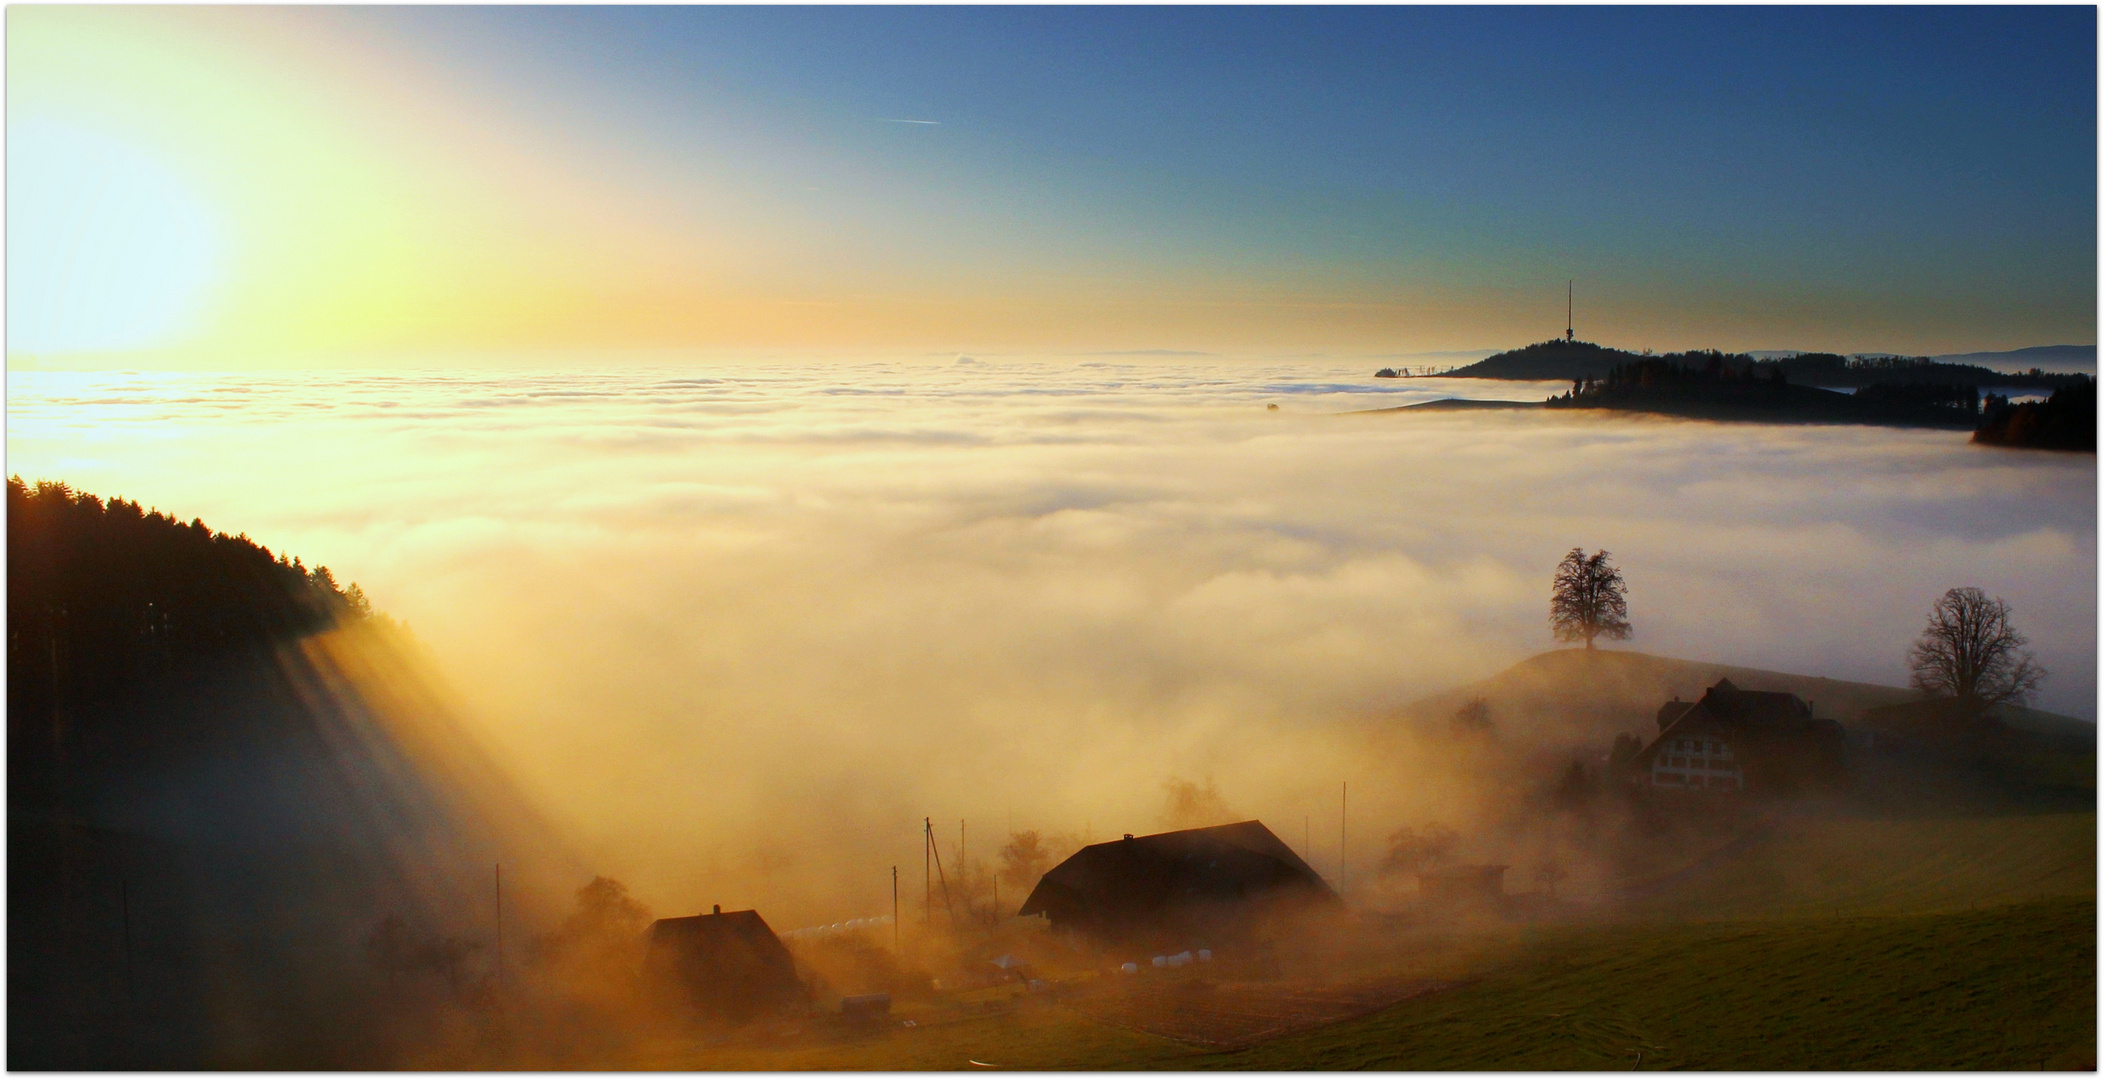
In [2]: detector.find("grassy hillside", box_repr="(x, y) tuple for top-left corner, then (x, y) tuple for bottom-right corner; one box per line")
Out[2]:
(1198, 899), (2094, 1070)
(1621, 812), (2094, 919)
(1396, 648), (2092, 745)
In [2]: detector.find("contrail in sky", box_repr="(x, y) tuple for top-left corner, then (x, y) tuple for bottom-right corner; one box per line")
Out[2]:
(876, 118), (941, 125)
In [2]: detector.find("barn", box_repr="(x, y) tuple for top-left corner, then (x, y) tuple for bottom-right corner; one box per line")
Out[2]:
(643, 905), (806, 1021)
(1636, 679), (1846, 794)
(1016, 820), (1339, 947)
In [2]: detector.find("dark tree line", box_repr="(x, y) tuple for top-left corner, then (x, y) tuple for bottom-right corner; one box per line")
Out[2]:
(1543, 352), (1995, 427)
(9, 476), (373, 815)
(1852, 381), (1980, 413)
(1974, 380), (2096, 452)
(1457, 339), (2087, 395)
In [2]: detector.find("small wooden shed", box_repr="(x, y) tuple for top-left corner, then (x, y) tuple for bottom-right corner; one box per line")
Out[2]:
(643, 905), (805, 1021)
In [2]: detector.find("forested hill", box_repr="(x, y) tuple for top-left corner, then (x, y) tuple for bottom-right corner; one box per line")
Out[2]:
(8, 477), (378, 815)
(1446, 340), (2089, 391)
(9, 478), (564, 1069)
(1442, 340), (1634, 381)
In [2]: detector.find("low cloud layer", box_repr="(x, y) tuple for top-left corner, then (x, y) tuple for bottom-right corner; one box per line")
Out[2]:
(10, 359), (2093, 926)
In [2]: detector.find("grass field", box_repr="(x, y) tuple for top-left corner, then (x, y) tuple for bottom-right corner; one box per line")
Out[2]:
(1196, 898), (2095, 1070)
(621, 897), (2092, 1071)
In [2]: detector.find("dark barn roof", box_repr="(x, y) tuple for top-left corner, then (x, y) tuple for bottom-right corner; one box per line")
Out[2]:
(1017, 820), (1339, 944)
(643, 907), (804, 1020)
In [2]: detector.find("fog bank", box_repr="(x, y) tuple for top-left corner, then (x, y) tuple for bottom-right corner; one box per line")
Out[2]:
(10, 359), (2093, 926)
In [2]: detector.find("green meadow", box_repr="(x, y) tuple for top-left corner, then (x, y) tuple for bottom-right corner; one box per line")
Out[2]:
(1198, 898), (2093, 1071)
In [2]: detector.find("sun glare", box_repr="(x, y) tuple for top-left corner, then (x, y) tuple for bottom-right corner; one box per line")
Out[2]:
(7, 117), (221, 355)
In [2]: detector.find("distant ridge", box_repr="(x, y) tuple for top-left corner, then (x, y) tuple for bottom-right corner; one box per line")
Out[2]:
(1930, 344), (2094, 375)
(1444, 340), (2089, 391)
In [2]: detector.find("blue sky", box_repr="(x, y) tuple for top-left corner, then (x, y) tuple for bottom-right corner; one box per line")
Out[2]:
(12, 5), (2096, 361)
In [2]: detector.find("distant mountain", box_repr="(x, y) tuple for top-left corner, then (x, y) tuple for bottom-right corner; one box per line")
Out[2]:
(1931, 345), (2095, 375)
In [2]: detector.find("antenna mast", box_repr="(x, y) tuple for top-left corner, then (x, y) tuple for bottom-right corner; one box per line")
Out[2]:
(1566, 280), (1574, 343)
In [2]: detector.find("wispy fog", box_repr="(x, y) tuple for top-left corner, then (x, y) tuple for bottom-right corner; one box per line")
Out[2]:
(9, 359), (2093, 926)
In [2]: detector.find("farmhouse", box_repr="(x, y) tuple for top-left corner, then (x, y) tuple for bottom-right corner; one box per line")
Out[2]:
(1017, 820), (1338, 947)
(1635, 679), (1846, 793)
(643, 905), (805, 1021)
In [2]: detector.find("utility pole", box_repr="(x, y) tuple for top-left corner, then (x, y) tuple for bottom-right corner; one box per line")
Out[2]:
(1340, 781), (1348, 898)
(494, 864), (503, 991)
(924, 818), (932, 927)
(926, 818), (956, 927)
(1566, 280), (1574, 343)
(892, 865), (900, 954)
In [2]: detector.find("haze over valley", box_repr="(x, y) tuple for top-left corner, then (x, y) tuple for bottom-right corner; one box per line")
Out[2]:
(10, 360), (2092, 931)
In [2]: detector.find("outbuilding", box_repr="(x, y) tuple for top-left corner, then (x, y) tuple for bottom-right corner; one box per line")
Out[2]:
(643, 905), (805, 1021)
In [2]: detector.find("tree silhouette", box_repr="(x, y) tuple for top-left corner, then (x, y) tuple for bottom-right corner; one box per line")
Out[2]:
(997, 830), (1053, 894)
(1550, 548), (1631, 649)
(1907, 587), (2045, 706)
(8, 476), (375, 816)
(1449, 697), (1494, 737)
(1380, 824), (1457, 877)
(1607, 732), (1643, 774)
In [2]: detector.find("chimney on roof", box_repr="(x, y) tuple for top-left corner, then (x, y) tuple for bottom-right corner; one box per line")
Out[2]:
(712, 904), (721, 915)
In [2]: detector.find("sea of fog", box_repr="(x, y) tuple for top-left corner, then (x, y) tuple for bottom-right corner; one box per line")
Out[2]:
(7, 359), (2094, 925)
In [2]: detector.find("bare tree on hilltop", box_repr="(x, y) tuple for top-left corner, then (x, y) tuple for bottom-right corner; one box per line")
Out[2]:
(1550, 548), (1631, 649)
(1907, 587), (2045, 707)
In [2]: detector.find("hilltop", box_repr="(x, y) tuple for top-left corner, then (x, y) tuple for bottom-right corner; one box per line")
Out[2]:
(1439, 340), (1634, 381)
(1390, 647), (2093, 747)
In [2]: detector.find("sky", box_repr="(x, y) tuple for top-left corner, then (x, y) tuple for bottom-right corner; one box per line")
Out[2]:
(8, 5), (2097, 367)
